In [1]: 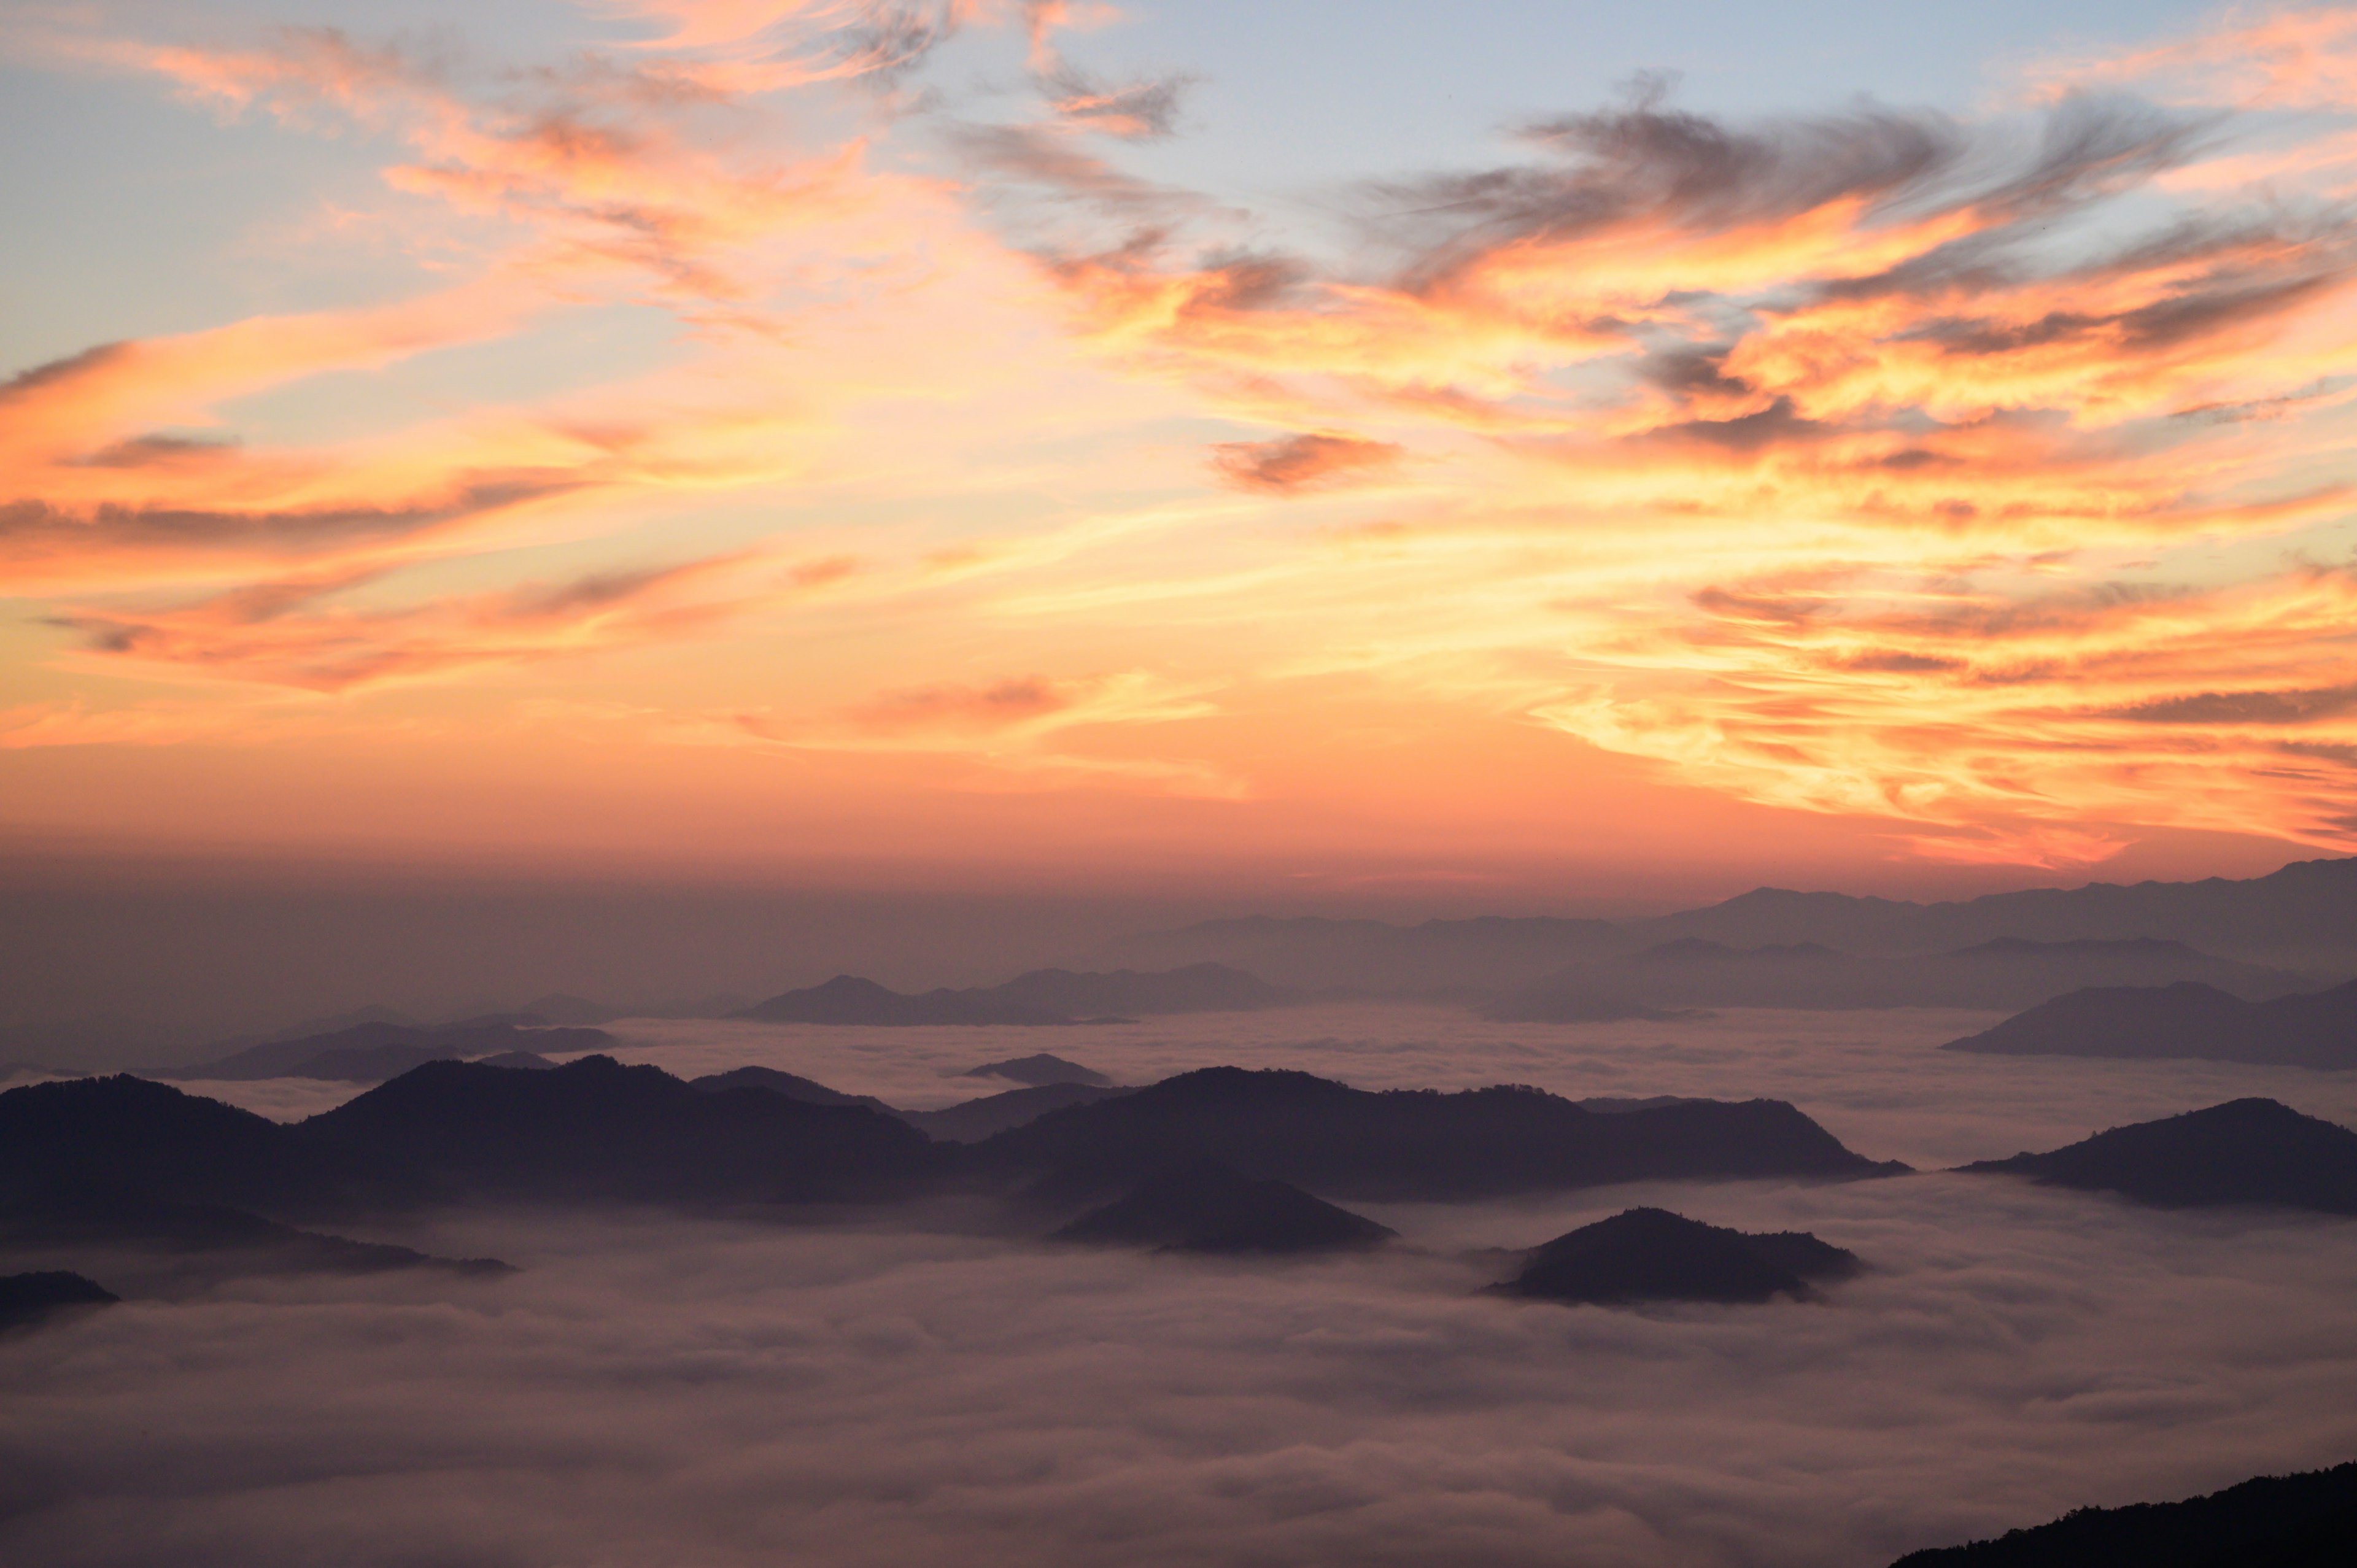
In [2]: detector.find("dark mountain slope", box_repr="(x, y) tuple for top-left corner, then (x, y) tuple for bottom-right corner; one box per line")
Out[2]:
(1945, 978), (2357, 1067)
(0, 1075), (414, 1216)
(687, 1066), (897, 1114)
(300, 1055), (945, 1204)
(1055, 1162), (1395, 1253)
(1890, 1459), (2357, 1567)
(1495, 1207), (1860, 1305)
(976, 1067), (1904, 1202)
(900, 1083), (1132, 1143)
(0, 1182), (508, 1278)
(0, 1272), (118, 1330)
(1960, 1099), (2357, 1211)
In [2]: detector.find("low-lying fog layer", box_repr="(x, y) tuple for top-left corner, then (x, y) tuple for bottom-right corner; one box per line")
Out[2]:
(9, 1006), (2357, 1566)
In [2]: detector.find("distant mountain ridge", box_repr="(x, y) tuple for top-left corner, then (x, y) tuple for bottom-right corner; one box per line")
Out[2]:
(1086, 859), (2356, 1008)
(737, 965), (1283, 1026)
(161, 1019), (615, 1083)
(1945, 978), (2357, 1068)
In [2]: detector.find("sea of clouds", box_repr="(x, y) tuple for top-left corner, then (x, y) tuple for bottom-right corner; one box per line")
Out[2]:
(6, 1005), (2357, 1566)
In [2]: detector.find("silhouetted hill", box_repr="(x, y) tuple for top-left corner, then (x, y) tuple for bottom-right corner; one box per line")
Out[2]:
(737, 975), (1075, 1025)
(1639, 856), (2357, 965)
(976, 1067), (1905, 1202)
(1945, 978), (2357, 1067)
(1055, 1161), (1395, 1253)
(991, 964), (1290, 1015)
(1495, 1207), (1860, 1305)
(0, 1271), (117, 1330)
(1492, 938), (2313, 1019)
(1961, 1099), (2357, 1211)
(300, 1056), (945, 1204)
(1890, 1459), (2357, 1567)
(0, 1182), (509, 1277)
(476, 1051), (558, 1070)
(899, 1084), (1132, 1143)
(0, 1075), (417, 1217)
(1085, 915), (1633, 994)
(958, 1053), (1113, 1088)
(164, 1021), (614, 1082)
(688, 1065), (897, 1114)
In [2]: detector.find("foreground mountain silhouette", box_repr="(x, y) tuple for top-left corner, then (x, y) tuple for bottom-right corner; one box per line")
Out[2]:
(0, 1271), (118, 1330)
(1055, 1162), (1396, 1253)
(163, 1019), (614, 1082)
(1962, 1099), (2357, 1211)
(977, 1067), (1907, 1201)
(1891, 1458), (2357, 1566)
(1945, 978), (2357, 1068)
(1494, 1207), (1861, 1305)
(4, 1060), (1903, 1219)
(303, 1056), (946, 1204)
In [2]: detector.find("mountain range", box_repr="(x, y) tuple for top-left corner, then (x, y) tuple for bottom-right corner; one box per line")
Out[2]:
(1089, 858), (2357, 1000)
(736, 964), (1283, 1025)
(161, 1019), (616, 1083)
(972, 1066), (1907, 1203)
(1945, 978), (2357, 1068)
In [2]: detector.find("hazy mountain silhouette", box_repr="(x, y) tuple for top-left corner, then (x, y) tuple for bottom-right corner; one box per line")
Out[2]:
(1093, 861), (2356, 1003)
(0, 1271), (117, 1330)
(898, 1083), (1133, 1143)
(958, 1054), (1114, 1087)
(1085, 915), (1633, 994)
(1055, 1161), (1396, 1253)
(977, 1067), (1906, 1202)
(689, 1065), (898, 1114)
(1890, 1458), (2357, 1566)
(1636, 856), (2357, 965)
(476, 1051), (559, 1070)
(300, 1056), (946, 1205)
(1493, 1207), (1860, 1305)
(1961, 1099), (2357, 1212)
(1490, 937), (2313, 1019)
(737, 975), (1077, 1025)
(1945, 978), (2357, 1068)
(0, 1181), (509, 1278)
(989, 964), (1290, 1015)
(163, 1020), (614, 1082)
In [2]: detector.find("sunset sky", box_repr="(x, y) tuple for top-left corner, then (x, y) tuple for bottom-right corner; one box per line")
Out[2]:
(7, 0), (2357, 901)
